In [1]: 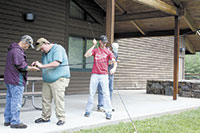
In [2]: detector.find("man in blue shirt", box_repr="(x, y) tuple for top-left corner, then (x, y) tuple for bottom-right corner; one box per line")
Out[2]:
(32, 38), (70, 126)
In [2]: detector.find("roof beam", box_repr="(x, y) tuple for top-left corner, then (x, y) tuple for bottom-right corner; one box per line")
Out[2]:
(115, 28), (193, 38)
(116, 0), (145, 35)
(131, 0), (177, 15)
(171, 0), (198, 32)
(130, 21), (145, 35)
(94, 0), (106, 12)
(171, 0), (182, 8)
(115, 0), (126, 14)
(185, 37), (195, 53)
(115, 11), (172, 22)
(183, 9), (198, 32)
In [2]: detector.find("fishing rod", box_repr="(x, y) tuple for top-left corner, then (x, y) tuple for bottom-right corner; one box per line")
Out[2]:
(116, 88), (138, 133)
(88, 22), (95, 39)
(37, 51), (139, 68)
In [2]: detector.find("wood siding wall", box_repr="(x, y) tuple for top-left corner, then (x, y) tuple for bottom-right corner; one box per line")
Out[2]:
(0, 0), (185, 94)
(0, 0), (104, 94)
(0, 0), (67, 75)
(0, 0), (68, 92)
(115, 36), (177, 90)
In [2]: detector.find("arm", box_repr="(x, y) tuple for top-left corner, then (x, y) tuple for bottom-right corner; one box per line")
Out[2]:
(110, 58), (117, 75)
(26, 66), (40, 71)
(84, 39), (97, 58)
(32, 61), (60, 69)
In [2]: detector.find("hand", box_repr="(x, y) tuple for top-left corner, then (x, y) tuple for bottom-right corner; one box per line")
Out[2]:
(31, 66), (40, 71)
(93, 39), (97, 46)
(110, 68), (116, 75)
(35, 61), (43, 68)
(117, 60), (120, 64)
(27, 66), (40, 71)
(31, 61), (37, 67)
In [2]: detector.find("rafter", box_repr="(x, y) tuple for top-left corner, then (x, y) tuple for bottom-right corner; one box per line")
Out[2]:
(185, 37), (195, 53)
(115, 0), (126, 14)
(115, 28), (193, 38)
(171, 0), (182, 8)
(132, 0), (177, 15)
(184, 9), (198, 32)
(116, 0), (145, 35)
(115, 11), (172, 22)
(130, 21), (145, 35)
(171, 0), (198, 32)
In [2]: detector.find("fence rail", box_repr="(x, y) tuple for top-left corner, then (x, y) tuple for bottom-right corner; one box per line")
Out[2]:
(185, 73), (200, 80)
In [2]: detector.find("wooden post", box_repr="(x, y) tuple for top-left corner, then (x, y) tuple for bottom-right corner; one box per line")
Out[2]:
(173, 15), (180, 100)
(106, 0), (115, 46)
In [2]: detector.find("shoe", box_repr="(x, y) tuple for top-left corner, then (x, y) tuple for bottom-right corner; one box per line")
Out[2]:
(106, 113), (112, 120)
(84, 112), (90, 117)
(35, 118), (50, 123)
(4, 122), (10, 126)
(97, 107), (105, 112)
(10, 123), (27, 129)
(112, 108), (115, 112)
(56, 120), (65, 126)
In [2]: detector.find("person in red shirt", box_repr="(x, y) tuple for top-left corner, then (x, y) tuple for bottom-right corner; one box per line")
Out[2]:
(84, 35), (117, 120)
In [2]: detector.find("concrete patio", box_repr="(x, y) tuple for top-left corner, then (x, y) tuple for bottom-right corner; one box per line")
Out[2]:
(1, 90), (200, 133)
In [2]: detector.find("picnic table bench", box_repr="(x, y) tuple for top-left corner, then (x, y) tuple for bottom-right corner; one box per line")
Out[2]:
(0, 76), (43, 110)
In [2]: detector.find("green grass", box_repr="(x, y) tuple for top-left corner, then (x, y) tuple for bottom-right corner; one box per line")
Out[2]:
(74, 108), (200, 133)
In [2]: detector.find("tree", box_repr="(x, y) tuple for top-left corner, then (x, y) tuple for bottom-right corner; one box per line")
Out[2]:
(185, 52), (200, 79)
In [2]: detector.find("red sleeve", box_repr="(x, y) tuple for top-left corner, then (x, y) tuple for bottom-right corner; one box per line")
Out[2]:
(109, 51), (115, 60)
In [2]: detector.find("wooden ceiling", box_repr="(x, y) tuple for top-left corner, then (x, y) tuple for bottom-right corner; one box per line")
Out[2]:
(94, 0), (200, 53)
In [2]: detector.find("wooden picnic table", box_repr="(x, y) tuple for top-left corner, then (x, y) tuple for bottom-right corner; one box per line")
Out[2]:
(0, 77), (43, 110)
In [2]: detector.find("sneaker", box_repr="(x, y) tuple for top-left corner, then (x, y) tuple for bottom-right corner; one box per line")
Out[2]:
(56, 120), (65, 126)
(10, 123), (27, 129)
(4, 122), (10, 126)
(97, 107), (105, 112)
(84, 112), (90, 117)
(35, 118), (50, 123)
(106, 113), (112, 120)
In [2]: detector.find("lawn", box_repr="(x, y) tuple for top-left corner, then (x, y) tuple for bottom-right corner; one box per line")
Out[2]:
(74, 108), (200, 133)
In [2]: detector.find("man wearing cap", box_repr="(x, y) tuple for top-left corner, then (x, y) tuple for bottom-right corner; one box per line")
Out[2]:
(32, 38), (70, 126)
(97, 42), (119, 112)
(4, 35), (39, 129)
(84, 35), (117, 120)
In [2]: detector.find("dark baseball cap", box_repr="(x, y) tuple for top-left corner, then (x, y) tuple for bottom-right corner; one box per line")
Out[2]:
(100, 35), (108, 43)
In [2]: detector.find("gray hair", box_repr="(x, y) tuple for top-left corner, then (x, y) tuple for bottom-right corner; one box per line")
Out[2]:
(21, 35), (34, 49)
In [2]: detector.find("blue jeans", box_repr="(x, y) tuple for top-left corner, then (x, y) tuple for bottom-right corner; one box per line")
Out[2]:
(98, 74), (114, 108)
(4, 84), (24, 125)
(85, 74), (112, 114)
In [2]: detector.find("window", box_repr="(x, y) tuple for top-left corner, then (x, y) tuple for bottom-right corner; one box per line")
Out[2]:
(68, 36), (98, 70)
(70, 0), (96, 23)
(86, 39), (94, 68)
(70, 0), (85, 20)
(68, 37), (84, 69)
